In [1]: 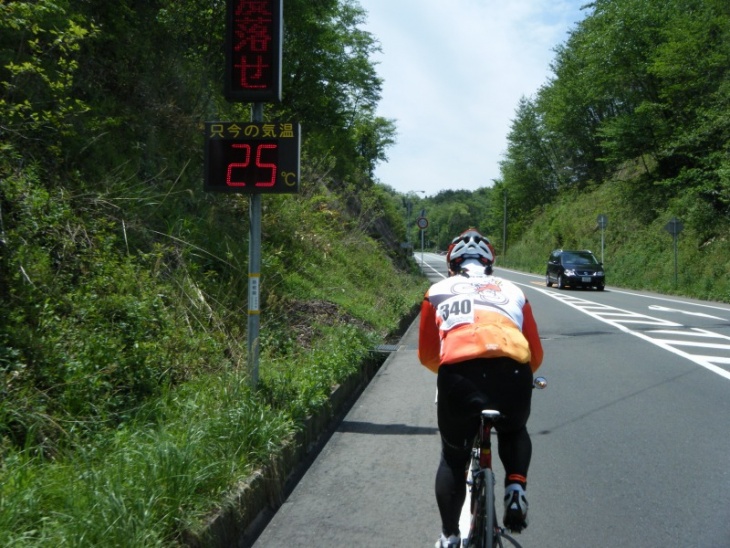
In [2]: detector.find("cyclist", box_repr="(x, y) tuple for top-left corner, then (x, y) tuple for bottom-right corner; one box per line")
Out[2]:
(418, 228), (544, 548)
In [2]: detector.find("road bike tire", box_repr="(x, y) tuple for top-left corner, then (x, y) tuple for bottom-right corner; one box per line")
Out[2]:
(485, 470), (527, 548)
(466, 474), (523, 548)
(464, 471), (485, 548)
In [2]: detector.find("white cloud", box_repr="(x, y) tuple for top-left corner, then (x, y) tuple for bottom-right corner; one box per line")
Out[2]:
(361, 0), (587, 196)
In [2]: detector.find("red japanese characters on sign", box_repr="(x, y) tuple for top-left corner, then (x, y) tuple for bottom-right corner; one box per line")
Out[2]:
(225, 0), (282, 102)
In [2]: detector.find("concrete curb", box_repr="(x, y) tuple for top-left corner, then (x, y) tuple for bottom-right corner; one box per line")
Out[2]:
(182, 305), (420, 548)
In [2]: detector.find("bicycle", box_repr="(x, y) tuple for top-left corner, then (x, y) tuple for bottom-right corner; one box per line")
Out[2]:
(461, 376), (547, 548)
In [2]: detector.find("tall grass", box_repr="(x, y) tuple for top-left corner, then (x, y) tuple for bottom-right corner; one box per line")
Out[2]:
(1, 303), (424, 547)
(0, 370), (294, 546)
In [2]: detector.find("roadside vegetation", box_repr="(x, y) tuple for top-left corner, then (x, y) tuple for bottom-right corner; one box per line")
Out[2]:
(1, 1), (424, 545)
(1, 0), (728, 545)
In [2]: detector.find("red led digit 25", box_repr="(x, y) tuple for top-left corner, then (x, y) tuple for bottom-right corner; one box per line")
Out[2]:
(225, 142), (277, 188)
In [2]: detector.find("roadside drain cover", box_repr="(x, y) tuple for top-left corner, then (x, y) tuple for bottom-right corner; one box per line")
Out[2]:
(374, 344), (401, 353)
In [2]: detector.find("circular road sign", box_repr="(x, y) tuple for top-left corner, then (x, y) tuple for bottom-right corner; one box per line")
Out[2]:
(664, 217), (683, 236)
(416, 217), (429, 230)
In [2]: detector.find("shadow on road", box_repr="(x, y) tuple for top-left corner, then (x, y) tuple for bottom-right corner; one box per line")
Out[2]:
(338, 420), (438, 436)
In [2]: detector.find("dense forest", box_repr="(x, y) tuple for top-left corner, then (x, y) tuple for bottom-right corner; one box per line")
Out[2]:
(500, 0), (729, 242)
(1, 0), (728, 544)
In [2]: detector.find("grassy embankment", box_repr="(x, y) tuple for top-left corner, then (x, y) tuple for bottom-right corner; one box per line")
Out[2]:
(0, 172), (428, 546)
(500, 178), (730, 303)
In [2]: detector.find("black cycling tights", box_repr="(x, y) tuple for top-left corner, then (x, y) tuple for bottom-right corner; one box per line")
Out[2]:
(434, 358), (533, 537)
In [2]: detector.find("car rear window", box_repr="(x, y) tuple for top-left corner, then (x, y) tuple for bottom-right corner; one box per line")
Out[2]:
(563, 252), (597, 264)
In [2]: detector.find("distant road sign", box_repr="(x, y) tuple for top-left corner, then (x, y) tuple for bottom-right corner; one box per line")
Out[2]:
(664, 217), (683, 236)
(597, 214), (608, 229)
(416, 217), (429, 230)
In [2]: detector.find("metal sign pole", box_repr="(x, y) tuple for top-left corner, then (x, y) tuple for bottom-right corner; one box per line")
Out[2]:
(248, 103), (263, 387)
(217, 1), (293, 390)
(664, 217), (683, 289)
(597, 214), (608, 264)
(421, 228), (424, 264)
(673, 233), (678, 288)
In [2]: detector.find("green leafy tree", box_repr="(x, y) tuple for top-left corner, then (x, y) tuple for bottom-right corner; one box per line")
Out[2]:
(275, 0), (395, 184)
(500, 97), (560, 218)
(0, 0), (403, 453)
(501, 0), (730, 235)
(648, 0), (730, 222)
(0, 0), (98, 162)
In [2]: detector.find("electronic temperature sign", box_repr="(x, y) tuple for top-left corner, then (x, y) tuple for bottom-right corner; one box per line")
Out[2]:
(204, 122), (300, 194)
(225, 0), (282, 102)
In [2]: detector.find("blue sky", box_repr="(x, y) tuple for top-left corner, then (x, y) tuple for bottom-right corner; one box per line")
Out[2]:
(360, 0), (589, 197)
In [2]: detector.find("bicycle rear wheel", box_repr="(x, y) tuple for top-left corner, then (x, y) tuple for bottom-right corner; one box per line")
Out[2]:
(484, 470), (525, 548)
(466, 471), (523, 548)
(464, 471), (485, 548)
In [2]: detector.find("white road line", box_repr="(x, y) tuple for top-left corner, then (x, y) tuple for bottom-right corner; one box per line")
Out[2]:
(663, 340), (730, 350)
(522, 285), (730, 382)
(623, 328), (730, 381)
(416, 253), (447, 279)
(648, 305), (725, 320)
(508, 268), (730, 315)
(649, 329), (728, 338)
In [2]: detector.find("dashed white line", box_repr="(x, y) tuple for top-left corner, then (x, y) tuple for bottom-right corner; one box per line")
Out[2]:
(524, 285), (730, 382)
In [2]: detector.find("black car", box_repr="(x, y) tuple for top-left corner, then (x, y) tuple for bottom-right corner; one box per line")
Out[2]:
(546, 249), (605, 290)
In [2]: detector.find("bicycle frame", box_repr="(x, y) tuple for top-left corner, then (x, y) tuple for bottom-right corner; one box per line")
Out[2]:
(478, 412), (496, 469)
(463, 410), (502, 548)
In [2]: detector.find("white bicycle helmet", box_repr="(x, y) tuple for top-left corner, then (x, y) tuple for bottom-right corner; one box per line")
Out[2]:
(446, 228), (495, 274)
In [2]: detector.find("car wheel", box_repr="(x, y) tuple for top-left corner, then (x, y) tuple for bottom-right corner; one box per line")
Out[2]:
(546, 274), (553, 287)
(557, 275), (566, 289)
(597, 284), (605, 291)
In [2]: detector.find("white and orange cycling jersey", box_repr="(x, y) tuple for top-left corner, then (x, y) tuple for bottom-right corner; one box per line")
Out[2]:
(418, 273), (543, 373)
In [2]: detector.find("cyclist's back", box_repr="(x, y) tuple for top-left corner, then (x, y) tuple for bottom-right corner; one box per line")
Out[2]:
(417, 228), (544, 548)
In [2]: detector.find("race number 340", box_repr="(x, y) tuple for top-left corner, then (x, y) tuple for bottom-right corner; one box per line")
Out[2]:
(438, 297), (474, 331)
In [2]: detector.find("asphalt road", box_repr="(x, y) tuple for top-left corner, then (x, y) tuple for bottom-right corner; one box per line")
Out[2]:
(252, 253), (730, 547)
